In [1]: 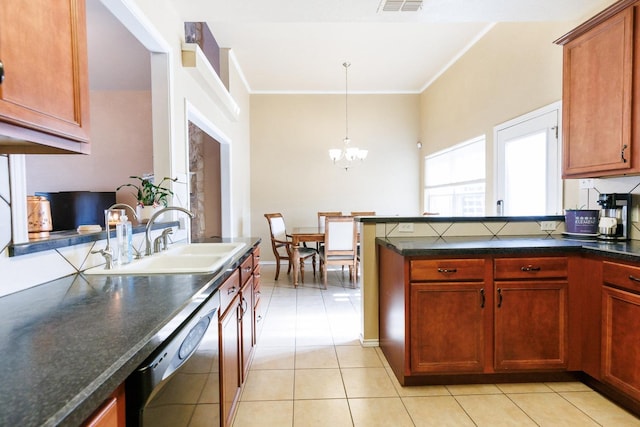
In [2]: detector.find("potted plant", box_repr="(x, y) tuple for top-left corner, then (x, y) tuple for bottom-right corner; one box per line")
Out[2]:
(117, 175), (177, 222)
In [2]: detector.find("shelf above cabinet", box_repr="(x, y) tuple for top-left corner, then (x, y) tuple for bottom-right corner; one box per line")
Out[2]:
(181, 43), (240, 121)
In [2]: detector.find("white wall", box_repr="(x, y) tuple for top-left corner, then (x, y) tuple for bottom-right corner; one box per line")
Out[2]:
(250, 93), (421, 262)
(25, 90), (154, 214)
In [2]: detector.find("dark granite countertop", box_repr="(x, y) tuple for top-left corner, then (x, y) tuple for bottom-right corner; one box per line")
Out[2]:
(358, 215), (565, 223)
(377, 235), (640, 262)
(0, 237), (259, 427)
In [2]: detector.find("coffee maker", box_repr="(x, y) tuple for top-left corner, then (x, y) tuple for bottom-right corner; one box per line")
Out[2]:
(597, 193), (632, 241)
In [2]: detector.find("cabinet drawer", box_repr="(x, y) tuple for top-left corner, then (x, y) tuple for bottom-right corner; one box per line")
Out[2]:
(220, 269), (240, 311)
(603, 261), (640, 294)
(494, 257), (568, 280)
(410, 259), (485, 282)
(240, 254), (253, 285)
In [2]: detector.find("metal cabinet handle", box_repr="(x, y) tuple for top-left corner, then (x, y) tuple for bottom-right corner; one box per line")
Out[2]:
(520, 265), (541, 272)
(497, 288), (503, 308)
(239, 297), (248, 320)
(622, 144), (628, 163)
(227, 286), (236, 295)
(0, 60), (4, 84)
(243, 266), (252, 273)
(437, 268), (457, 273)
(629, 275), (640, 283)
(480, 288), (485, 308)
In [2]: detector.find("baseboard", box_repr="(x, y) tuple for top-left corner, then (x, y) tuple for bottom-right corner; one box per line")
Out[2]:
(360, 336), (379, 347)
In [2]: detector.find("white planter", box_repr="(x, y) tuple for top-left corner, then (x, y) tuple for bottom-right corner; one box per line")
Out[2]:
(136, 205), (159, 223)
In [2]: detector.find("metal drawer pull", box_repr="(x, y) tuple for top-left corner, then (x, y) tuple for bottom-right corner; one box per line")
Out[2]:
(629, 275), (640, 283)
(437, 268), (457, 273)
(497, 288), (503, 308)
(480, 288), (485, 308)
(227, 286), (236, 295)
(521, 265), (541, 272)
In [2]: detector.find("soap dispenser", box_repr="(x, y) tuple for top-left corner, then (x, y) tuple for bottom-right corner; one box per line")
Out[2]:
(116, 213), (133, 265)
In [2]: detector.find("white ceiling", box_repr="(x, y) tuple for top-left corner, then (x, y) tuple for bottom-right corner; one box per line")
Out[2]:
(88, 0), (616, 93)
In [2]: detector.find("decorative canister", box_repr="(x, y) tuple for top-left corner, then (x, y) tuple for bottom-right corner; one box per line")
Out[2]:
(564, 209), (599, 235)
(27, 195), (53, 238)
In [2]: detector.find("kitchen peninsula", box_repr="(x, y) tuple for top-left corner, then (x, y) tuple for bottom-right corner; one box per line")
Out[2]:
(357, 215), (640, 416)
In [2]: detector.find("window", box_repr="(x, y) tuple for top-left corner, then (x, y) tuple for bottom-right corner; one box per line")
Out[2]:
(424, 136), (486, 216)
(494, 102), (561, 216)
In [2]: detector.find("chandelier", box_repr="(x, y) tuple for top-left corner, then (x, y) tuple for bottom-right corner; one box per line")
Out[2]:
(329, 62), (368, 170)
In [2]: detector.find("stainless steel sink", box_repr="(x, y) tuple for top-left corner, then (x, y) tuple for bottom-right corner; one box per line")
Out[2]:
(84, 242), (246, 275)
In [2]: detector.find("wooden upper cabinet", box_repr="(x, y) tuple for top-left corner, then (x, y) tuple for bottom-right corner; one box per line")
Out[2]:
(555, 0), (640, 178)
(0, 0), (90, 154)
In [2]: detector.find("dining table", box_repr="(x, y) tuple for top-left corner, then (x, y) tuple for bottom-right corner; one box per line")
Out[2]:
(289, 226), (324, 286)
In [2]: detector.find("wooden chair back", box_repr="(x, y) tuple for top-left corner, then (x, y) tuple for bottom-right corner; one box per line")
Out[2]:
(324, 215), (357, 257)
(264, 213), (289, 256)
(318, 211), (342, 233)
(350, 211), (376, 217)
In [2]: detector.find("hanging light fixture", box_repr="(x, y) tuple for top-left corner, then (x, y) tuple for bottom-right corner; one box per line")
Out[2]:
(329, 62), (368, 171)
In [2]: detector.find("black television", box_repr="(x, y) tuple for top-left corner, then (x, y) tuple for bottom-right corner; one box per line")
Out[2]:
(35, 191), (116, 231)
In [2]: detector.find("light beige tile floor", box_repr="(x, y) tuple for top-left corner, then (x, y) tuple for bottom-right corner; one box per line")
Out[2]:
(232, 264), (640, 426)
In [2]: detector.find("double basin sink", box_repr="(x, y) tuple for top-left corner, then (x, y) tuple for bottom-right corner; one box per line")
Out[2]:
(84, 242), (247, 275)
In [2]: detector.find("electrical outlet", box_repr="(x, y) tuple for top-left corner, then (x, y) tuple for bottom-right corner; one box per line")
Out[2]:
(398, 223), (414, 233)
(579, 179), (595, 189)
(540, 221), (558, 231)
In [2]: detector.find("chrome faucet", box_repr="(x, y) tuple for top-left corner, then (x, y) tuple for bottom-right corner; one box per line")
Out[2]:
(145, 206), (195, 256)
(154, 228), (173, 253)
(102, 203), (138, 260)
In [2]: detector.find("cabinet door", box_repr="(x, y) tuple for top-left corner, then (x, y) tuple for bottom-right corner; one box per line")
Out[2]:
(253, 263), (262, 345)
(494, 281), (568, 370)
(240, 277), (254, 382)
(83, 384), (125, 427)
(561, 7), (634, 177)
(602, 285), (640, 401)
(410, 282), (486, 373)
(219, 299), (240, 427)
(0, 0), (90, 153)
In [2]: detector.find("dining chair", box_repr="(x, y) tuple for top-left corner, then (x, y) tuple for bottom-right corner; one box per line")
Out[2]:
(264, 213), (317, 281)
(319, 215), (358, 289)
(317, 211), (342, 252)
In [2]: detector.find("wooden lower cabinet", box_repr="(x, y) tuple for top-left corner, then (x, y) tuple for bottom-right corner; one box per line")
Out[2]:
(494, 280), (568, 370)
(410, 282), (486, 373)
(82, 384), (125, 427)
(379, 246), (573, 384)
(219, 292), (241, 427)
(219, 247), (260, 427)
(602, 285), (640, 401)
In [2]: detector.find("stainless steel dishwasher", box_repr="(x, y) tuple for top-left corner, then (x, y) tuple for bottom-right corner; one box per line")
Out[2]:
(126, 291), (221, 426)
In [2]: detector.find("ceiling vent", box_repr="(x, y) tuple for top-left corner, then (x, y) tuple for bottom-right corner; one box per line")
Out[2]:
(378, 0), (423, 12)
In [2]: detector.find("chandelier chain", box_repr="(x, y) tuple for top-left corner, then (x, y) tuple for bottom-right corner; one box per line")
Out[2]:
(344, 61), (350, 141)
